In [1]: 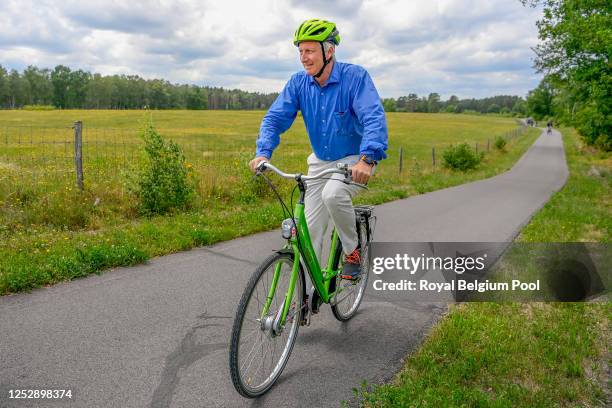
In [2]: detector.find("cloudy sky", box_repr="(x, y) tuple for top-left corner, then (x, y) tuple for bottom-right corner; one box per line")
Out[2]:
(0, 0), (544, 99)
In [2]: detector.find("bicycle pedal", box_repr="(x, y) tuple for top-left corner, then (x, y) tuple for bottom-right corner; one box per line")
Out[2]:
(341, 278), (360, 286)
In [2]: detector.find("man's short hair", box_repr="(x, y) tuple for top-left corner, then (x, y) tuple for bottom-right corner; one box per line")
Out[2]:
(323, 41), (336, 61)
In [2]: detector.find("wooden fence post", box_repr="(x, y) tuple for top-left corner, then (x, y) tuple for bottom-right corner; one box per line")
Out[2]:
(432, 147), (436, 168)
(399, 146), (403, 175)
(74, 121), (84, 191)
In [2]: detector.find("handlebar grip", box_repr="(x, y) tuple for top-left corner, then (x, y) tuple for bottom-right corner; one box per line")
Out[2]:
(336, 163), (349, 170)
(256, 160), (269, 172)
(336, 162), (352, 177)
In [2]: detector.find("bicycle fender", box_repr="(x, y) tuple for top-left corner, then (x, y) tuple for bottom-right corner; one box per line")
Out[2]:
(275, 247), (305, 275)
(275, 247), (296, 257)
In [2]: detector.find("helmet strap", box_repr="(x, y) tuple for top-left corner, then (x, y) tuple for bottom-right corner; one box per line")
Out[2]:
(314, 42), (330, 79)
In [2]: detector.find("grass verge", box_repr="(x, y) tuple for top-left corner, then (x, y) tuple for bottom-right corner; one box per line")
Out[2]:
(353, 128), (610, 407)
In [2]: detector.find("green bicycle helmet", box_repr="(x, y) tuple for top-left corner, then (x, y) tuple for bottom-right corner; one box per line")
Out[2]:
(293, 19), (341, 46)
(294, 19), (340, 79)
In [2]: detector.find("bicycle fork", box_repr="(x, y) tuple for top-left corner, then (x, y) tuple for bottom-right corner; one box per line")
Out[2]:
(260, 249), (301, 336)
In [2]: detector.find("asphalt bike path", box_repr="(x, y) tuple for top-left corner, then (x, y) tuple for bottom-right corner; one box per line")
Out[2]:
(0, 129), (568, 407)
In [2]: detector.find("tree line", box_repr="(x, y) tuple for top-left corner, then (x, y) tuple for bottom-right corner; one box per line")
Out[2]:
(522, 0), (610, 150)
(0, 63), (528, 117)
(382, 94), (527, 115)
(0, 65), (279, 110)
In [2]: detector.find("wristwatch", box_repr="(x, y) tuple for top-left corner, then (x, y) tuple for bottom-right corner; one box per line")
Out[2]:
(360, 155), (377, 166)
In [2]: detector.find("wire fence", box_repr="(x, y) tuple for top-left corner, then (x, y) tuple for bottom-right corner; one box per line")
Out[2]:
(0, 122), (257, 199)
(1, 120), (530, 197)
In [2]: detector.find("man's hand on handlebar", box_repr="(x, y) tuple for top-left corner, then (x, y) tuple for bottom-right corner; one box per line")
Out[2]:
(249, 156), (268, 173)
(350, 160), (373, 185)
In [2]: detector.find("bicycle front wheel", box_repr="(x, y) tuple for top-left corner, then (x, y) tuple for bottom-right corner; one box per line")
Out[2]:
(229, 252), (304, 398)
(331, 220), (370, 321)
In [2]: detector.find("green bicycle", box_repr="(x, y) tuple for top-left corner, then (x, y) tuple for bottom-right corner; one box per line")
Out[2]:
(229, 161), (375, 398)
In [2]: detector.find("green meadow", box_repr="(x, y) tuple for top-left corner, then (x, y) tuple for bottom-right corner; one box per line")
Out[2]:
(0, 110), (536, 294)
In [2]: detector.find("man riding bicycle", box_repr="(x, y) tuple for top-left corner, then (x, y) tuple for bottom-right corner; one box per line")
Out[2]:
(249, 19), (388, 280)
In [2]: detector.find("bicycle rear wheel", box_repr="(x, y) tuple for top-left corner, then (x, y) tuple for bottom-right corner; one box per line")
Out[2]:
(331, 219), (370, 321)
(229, 252), (305, 398)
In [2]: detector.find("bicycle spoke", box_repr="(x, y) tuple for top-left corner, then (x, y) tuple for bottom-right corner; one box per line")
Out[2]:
(270, 336), (282, 371)
(252, 336), (266, 384)
(240, 331), (264, 374)
(262, 269), (269, 304)
(242, 317), (260, 327)
(253, 286), (264, 310)
(239, 326), (261, 342)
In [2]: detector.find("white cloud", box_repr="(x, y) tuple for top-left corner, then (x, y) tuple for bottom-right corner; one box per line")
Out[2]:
(0, 0), (544, 98)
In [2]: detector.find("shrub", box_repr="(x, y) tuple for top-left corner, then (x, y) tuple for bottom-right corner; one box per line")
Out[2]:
(494, 136), (507, 151)
(135, 118), (194, 215)
(574, 104), (611, 151)
(442, 143), (484, 171)
(594, 135), (612, 152)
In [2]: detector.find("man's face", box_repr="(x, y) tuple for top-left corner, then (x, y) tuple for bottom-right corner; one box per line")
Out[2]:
(299, 41), (330, 76)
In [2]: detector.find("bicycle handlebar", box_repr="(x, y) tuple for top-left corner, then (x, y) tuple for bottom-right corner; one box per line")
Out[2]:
(256, 161), (368, 189)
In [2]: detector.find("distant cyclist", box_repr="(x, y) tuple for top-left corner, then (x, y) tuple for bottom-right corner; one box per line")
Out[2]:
(547, 120), (553, 134)
(249, 19), (388, 279)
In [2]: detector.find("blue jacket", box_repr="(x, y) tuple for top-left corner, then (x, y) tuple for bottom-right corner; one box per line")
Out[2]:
(256, 61), (388, 162)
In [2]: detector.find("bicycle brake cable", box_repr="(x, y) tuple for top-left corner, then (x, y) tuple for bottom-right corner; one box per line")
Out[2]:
(256, 172), (292, 219)
(256, 172), (303, 251)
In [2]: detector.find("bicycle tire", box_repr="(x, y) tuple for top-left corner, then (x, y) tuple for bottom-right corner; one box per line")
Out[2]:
(229, 251), (305, 398)
(331, 219), (370, 321)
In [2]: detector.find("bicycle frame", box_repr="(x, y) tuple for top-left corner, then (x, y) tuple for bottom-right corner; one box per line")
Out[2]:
(261, 184), (343, 327)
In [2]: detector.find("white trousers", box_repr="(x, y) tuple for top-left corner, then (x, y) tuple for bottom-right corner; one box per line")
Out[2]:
(304, 153), (364, 262)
